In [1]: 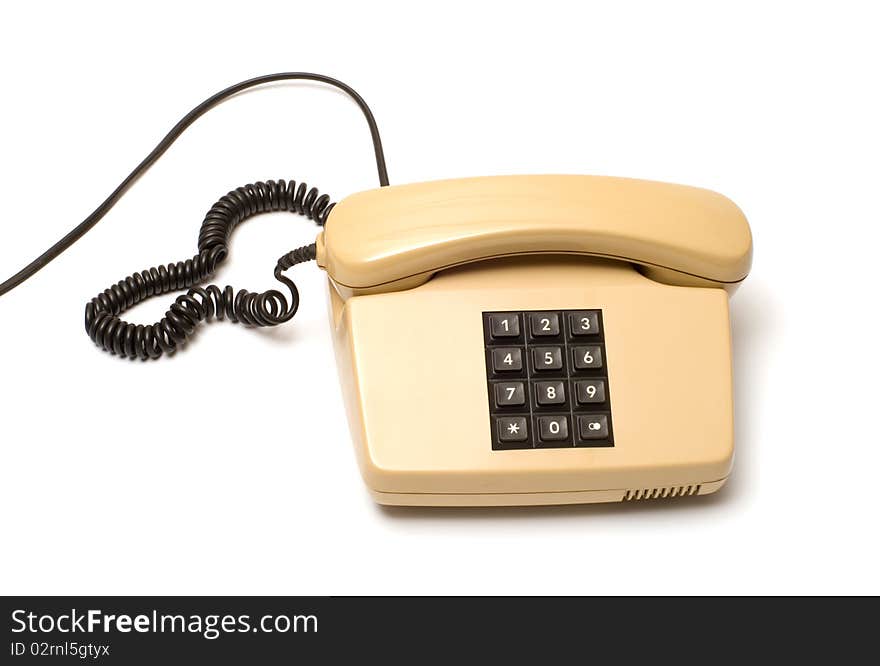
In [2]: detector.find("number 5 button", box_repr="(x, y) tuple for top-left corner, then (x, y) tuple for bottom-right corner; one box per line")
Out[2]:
(532, 346), (563, 371)
(572, 345), (603, 370)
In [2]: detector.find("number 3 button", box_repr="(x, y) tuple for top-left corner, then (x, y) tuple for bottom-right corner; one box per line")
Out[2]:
(569, 311), (599, 336)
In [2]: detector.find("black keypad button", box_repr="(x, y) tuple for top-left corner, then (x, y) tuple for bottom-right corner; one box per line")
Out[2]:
(497, 416), (528, 443)
(577, 414), (609, 440)
(537, 416), (569, 443)
(535, 381), (566, 406)
(575, 379), (606, 404)
(569, 311), (600, 336)
(494, 382), (526, 408)
(572, 345), (603, 370)
(492, 347), (523, 372)
(483, 310), (613, 450)
(529, 312), (560, 337)
(489, 314), (520, 339)
(532, 346), (563, 372)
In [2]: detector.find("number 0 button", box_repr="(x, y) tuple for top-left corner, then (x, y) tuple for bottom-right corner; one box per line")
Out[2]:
(537, 416), (569, 443)
(572, 345), (603, 370)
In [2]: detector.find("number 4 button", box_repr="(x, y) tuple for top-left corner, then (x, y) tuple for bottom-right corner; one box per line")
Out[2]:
(492, 348), (523, 372)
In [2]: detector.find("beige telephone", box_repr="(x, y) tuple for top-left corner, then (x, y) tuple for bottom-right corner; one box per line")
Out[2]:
(0, 75), (752, 507)
(319, 175), (752, 506)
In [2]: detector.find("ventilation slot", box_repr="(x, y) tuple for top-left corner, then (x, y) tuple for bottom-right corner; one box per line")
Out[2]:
(622, 485), (701, 501)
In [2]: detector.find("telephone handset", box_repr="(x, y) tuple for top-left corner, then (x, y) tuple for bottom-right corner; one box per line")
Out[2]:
(318, 174), (751, 294)
(0, 74), (752, 507)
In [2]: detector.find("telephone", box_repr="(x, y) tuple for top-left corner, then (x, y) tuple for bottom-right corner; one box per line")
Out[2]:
(0, 74), (752, 507)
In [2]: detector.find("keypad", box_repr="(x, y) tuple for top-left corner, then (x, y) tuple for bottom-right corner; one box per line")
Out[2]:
(483, 309), (614, 450)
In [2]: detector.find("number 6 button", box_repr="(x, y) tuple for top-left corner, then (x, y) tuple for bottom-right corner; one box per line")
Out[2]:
(572, 345), (603, 370)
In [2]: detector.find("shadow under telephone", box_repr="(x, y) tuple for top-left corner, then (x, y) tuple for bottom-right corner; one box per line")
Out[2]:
(0, 73), (753, 507)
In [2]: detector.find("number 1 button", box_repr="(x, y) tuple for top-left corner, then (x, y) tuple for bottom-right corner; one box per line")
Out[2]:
(489, 314), (520, 339)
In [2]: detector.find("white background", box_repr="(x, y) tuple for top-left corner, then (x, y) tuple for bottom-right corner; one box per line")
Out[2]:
(1, 1), (878, 595)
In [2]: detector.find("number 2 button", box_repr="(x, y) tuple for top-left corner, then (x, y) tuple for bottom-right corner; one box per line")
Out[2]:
(529, 312), (559, 337)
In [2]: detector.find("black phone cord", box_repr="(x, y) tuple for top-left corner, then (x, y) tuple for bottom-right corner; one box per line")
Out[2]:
(85, 179), (325, 360)
(0, 73), (389, 360)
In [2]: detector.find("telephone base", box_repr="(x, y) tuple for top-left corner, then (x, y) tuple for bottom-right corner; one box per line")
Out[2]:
(330, 256), (735, 508)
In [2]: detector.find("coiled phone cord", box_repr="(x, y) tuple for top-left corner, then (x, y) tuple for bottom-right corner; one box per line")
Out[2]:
(0, 73), (389, 359)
